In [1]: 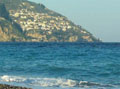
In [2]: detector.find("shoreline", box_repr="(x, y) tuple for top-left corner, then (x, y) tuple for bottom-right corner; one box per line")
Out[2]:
(0, 84), (32, 89)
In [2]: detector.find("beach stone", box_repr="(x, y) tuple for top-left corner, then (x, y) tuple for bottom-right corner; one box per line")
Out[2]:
(0, 84), (32, 89)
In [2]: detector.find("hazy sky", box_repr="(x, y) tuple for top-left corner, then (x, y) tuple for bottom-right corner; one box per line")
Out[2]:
(29, 0), (120, 42)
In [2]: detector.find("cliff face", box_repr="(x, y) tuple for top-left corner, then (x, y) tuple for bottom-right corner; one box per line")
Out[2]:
(0, 0), (100, 42)
(0, 18), (25, 42)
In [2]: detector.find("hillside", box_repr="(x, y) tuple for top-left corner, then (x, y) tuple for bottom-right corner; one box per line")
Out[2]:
(0, 0), (100, 42)
(0, 3), (25, 42)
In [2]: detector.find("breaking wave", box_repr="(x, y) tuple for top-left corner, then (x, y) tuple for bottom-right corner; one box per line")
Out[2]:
(0, 75), (114, 88)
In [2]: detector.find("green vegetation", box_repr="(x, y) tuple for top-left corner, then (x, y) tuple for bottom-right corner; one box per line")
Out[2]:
(0, 3), (11, 20)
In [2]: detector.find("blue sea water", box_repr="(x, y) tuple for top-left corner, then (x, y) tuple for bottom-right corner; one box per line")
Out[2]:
(0, 42), (120, 89)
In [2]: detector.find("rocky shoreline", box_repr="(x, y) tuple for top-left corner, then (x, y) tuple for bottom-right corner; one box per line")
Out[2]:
(0, 84), (32, 89)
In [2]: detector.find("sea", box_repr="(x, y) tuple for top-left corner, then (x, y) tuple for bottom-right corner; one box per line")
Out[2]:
(0, 42), (120, 89)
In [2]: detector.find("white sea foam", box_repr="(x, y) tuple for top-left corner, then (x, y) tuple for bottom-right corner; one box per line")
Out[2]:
(1, 75), (26, 82)
(0, 75), (114, 88)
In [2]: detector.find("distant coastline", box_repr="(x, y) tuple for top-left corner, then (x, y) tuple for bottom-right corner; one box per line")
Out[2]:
(0, 0), (100, 42)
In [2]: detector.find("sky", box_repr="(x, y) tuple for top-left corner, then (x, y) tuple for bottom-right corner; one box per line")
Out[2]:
(29, 0), (120, 42)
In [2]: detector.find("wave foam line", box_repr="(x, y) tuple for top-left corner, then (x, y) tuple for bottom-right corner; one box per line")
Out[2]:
(0, 75), (114, 87)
